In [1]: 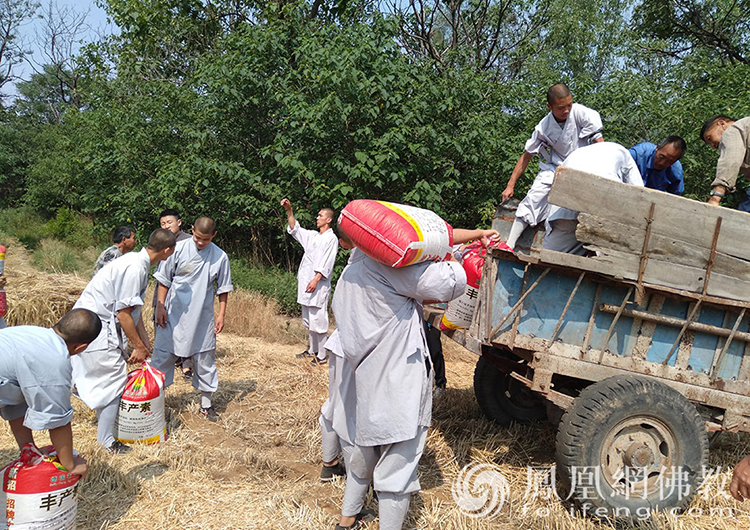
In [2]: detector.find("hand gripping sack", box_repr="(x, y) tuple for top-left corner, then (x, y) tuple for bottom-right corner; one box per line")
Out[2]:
(0, 444), (80, 529)
(440, 242), (486, 331)
(114, 361), (167, 445)
(338, 200), (453, 268)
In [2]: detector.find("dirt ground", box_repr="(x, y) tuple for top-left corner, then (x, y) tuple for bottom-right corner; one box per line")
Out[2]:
(2, 238), (750, 529)
(1, 321), (749, 529)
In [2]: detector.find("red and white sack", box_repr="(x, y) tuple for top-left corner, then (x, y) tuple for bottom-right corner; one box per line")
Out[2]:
(338, 200), (453, 268)
(114, 361), (167, 445)
(0, 444), (80, 529)
(441, 242), (486, 331)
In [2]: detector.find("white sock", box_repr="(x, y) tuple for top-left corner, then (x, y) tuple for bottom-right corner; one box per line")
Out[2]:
(201, 392), (212, 409)
(506, 218), (528, 249)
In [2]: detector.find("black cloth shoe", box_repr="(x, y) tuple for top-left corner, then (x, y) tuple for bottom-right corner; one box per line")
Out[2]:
(200, 406), (220, 422)
(295, 350), (314, 359)
(320, 461), (346, 482)
(107, 440), (133, 454)
(182, 369), (193, 381)
(334, 511), (375, 530)
(311, 355), (328, 366)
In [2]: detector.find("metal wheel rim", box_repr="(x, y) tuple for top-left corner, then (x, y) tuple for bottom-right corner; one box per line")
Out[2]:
(599, 415), (678, 497)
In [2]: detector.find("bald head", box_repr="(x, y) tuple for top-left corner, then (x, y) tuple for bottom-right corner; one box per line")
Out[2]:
(547, 83), (572, 104)
(147, 228), (177, 252)
(53, 308), (102, 345)
(194, 216), (217, 235)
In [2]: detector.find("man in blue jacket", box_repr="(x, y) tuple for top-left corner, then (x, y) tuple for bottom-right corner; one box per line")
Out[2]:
(628, 136), (686, 195)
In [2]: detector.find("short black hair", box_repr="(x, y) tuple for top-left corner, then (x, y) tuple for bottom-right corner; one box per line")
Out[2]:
(193, 216), (217, 234)
(53, 308), (102, 345)
(700, 115), (734, 142)
(547, 83), (572, 104)
(112, 226), (135, 244)
(159, 208), (181, 220)
(658, 135), (687, 156)
(147, 228), (177, 251)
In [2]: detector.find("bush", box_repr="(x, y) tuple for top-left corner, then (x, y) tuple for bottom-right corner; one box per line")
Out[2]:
(0, 206), (46, 249)
(42, 207), (95, 249)
(230, 259), (300, 316)
(32, 239), (93, 274)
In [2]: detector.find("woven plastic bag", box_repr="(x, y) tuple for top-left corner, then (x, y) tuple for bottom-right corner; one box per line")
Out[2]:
(0, 444), (80, 529)
(114, 361), (167, 445)
(338, 200), (453, 268)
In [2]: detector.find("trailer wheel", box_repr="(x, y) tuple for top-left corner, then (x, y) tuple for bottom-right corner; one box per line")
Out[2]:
(497, 372), (547, 422)
(556, 375), (708, 518)
(473, 356), (513, 426)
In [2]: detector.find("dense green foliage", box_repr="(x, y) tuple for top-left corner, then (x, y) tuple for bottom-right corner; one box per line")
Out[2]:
(1, 0), (750, 265)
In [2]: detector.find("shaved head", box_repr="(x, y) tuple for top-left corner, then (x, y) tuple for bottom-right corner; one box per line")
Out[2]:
(53, 308), (102, 345)
(321, 208), (334, 221)
(147, 228), (176, 252)
(547, 83), (572, 104)
(194, 216), (217, 234)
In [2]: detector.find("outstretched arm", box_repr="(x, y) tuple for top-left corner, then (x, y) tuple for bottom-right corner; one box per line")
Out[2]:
(731, 456), (750, 501)
(502, 152), (533, 202)
(280, 198), (296, 229)
(453, 228), (500, 247)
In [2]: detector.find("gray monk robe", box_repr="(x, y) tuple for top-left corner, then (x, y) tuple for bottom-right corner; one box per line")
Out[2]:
(331, 249), (466, 528)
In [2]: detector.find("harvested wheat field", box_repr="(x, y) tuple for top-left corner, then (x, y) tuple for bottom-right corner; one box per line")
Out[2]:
(3, 241), (750, 529)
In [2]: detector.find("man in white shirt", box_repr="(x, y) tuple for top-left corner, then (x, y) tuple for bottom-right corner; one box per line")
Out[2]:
(503, 83), (604, 249)
(281, 198), (338, 365)
(71, 229), (176, 453)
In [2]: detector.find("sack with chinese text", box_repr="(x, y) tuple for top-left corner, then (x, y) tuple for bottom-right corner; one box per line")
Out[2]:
(0, 444), (80, 529)
(114, 361), (167, 445)
(338, 200), (453, 268)
(440, 242), (486, 331)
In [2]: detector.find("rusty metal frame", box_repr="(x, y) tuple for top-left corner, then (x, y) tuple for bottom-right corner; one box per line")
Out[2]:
(489, 266), (550, 342)
(710, 308), (747, 379)
(599, 286), (634, 361)
(549, 272), (586, 345)
(582, 283), (604, 354)
(635, 202), (656, 305)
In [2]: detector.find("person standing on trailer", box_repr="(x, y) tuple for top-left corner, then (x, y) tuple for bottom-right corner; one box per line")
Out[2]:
(71, 229), (176, 454)
(503, 83), (604, 250)
(152, 217), (233, 422)
(281, 198), (338, 365)
(543, 141), (643, 255)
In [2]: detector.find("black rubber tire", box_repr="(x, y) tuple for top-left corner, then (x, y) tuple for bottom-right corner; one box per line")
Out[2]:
(473, 356), (513, 426)
(497, 371), (548, 422)
(556, 375), (709, 518)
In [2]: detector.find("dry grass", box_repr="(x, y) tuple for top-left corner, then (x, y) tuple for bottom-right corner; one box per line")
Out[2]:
(2, 247), (750, 528)
(2, 236), (89, 326)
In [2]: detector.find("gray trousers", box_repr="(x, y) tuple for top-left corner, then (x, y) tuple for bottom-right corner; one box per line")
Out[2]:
(319, 414), (341, 463)
(97, 396), (120, 448)
(341, 426), (428, 529)
(152, 348), (219, 392)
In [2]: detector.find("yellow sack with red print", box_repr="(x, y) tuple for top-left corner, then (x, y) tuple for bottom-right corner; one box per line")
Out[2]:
(114, 361), (167, 445)
(338, 200), (454, 268)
